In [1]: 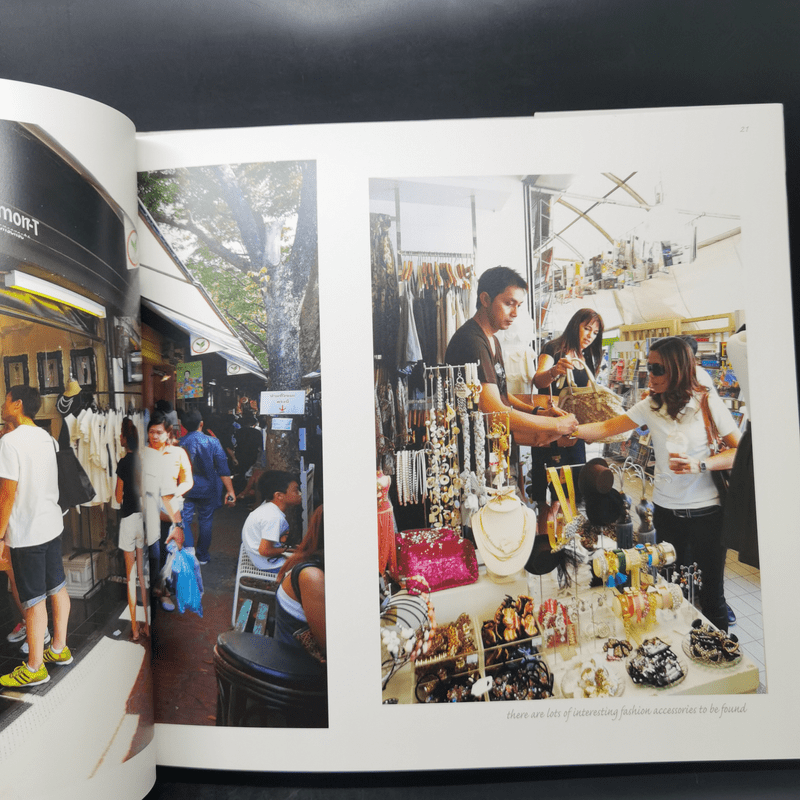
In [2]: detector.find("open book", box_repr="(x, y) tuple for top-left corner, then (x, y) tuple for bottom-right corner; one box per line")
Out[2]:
(0, 80), (796, 800)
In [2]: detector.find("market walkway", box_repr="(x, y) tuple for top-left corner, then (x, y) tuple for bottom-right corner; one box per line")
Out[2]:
(151, 501), (254, 726)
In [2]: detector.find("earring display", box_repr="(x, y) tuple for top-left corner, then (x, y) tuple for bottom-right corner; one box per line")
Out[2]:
(626, 638), (686, 689)
(683, 620), (742, 667)
(561, 658), (624, 698)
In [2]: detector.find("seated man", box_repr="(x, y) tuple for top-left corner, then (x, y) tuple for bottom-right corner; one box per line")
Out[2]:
(241, 470), (302, 573)
(445, 265), (578, 447)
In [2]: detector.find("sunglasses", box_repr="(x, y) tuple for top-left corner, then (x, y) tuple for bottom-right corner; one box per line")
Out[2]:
(646, 363), (666, 377)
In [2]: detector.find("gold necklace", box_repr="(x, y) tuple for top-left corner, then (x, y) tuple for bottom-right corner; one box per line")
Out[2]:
(476, 504), (528, 560)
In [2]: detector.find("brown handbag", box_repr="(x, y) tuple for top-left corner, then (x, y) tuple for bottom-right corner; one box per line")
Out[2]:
(557, 360), (630, 443)
(698, 392), (731, 501)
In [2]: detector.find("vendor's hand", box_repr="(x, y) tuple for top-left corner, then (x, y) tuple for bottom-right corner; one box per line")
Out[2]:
(552, 412), (578, 437)
(668, 453), (698, 474)
(540, 405), (569, 418)
(224, 493), (236, 507)
(166, 524), (185, 550)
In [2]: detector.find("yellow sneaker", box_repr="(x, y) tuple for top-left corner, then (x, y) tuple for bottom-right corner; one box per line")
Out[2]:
(43, 645), (73, 666)
(0, 662), (50, 688)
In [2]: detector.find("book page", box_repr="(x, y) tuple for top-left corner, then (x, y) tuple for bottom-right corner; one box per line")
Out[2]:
(137, 106), (797, 772)
(0, 80), (155, 800)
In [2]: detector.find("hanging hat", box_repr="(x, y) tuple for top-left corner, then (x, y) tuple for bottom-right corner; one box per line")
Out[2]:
(472, 492), (536, 577)
(578, 457), (624, 526)
(584, 487), (626, 526)
(63, 380), (81, 398)
(578, 457), (614, 496)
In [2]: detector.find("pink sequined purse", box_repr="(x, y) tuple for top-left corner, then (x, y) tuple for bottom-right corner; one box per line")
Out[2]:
(393, 528), (479, 592)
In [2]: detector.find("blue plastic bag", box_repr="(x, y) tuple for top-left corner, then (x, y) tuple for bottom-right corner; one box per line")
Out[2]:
(164, 541), (204, 617)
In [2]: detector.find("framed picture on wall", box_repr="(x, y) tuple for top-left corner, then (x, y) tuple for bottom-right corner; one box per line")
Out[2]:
(70, 348), (97, 392)
(37, 351), (64, 395)
(3, 355), (29, 391)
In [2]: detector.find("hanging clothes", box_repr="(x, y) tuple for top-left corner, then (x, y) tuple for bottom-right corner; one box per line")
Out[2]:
(371, 213), (401, 374)
(395, 290), (423, 371)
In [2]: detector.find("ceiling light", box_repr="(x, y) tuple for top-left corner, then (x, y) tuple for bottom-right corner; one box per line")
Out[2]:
(4, 270), (106, 318)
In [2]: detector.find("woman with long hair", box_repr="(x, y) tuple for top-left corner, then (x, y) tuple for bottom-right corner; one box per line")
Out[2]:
(527, 308), (604, 535)
(115, 417), (148, 640)
(574, 336), (740, 632)
(274, 505), (325, 656)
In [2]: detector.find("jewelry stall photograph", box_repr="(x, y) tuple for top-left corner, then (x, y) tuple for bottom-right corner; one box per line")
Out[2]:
(372, 172), (762, 705)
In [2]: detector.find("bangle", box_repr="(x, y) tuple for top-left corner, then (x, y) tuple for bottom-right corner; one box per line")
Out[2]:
(531, 406), (540, 415)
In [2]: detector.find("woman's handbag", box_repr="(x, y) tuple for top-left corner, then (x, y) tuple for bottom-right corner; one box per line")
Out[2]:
(53, 440), (96, 511)
(699, 392), (731, 502)
(557, 360), (630, 443)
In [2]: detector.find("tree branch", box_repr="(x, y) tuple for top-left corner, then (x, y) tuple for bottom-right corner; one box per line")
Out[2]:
(223, 308), (270, 354)
(151, 209), (252, 273)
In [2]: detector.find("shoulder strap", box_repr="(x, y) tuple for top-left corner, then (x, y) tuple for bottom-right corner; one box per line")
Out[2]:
(698, 391), (723, 454)
(290, 559), (323, 604)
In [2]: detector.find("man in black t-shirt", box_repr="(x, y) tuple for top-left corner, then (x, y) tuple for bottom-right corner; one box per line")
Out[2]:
(445, 266), (577, 447)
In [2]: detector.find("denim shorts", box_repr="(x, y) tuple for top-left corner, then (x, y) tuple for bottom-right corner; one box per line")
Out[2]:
(9, 536), (67, 609)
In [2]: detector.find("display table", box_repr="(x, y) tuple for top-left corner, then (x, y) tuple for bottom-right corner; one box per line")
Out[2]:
(381, 566), (759, 703)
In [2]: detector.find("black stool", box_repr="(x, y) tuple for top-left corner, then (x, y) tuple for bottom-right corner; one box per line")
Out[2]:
(214, 631), (328, 728)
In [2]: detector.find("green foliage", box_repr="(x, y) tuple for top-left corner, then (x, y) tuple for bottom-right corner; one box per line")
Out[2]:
(137, 170), (181, 215)
(136, 162), (307, 372)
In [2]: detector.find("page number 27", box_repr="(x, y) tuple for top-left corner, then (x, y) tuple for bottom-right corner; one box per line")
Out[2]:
(740, 126), (749, 132)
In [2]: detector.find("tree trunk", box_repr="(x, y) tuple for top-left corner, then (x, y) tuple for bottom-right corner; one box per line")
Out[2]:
(263, 161), (318, 476)
(263, 160), (317, 394)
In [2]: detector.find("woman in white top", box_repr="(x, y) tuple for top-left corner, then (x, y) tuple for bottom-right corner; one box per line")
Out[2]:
(143, 410), (193, 613)
(574, 336), (740, 632)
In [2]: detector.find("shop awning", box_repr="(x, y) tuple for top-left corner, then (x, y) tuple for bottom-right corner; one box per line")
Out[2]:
(140, 298), (265, 377)
(137, 204), (268, 380)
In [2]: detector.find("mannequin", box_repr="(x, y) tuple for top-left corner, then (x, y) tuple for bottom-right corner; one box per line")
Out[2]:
(55, 379), (84, 449)
(472, 490), (536, 582)
(377, 470), (396, 574)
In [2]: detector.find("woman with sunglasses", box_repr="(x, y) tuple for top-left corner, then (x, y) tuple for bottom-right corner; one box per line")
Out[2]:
(574, 336), (740, 632)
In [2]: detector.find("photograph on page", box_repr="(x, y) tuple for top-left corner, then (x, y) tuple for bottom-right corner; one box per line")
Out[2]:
(0, 115), (153, 793)
(136, 160), (327, 728)
(372, 171), (763, 704)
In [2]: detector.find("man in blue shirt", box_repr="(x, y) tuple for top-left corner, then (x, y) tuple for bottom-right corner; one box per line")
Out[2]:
(180, 409), (236, 565)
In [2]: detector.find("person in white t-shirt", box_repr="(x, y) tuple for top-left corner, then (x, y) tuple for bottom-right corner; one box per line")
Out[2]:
(241, 470), (302, 573)
(574, 337), (740, 632)
(0, 386), (73, 687)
